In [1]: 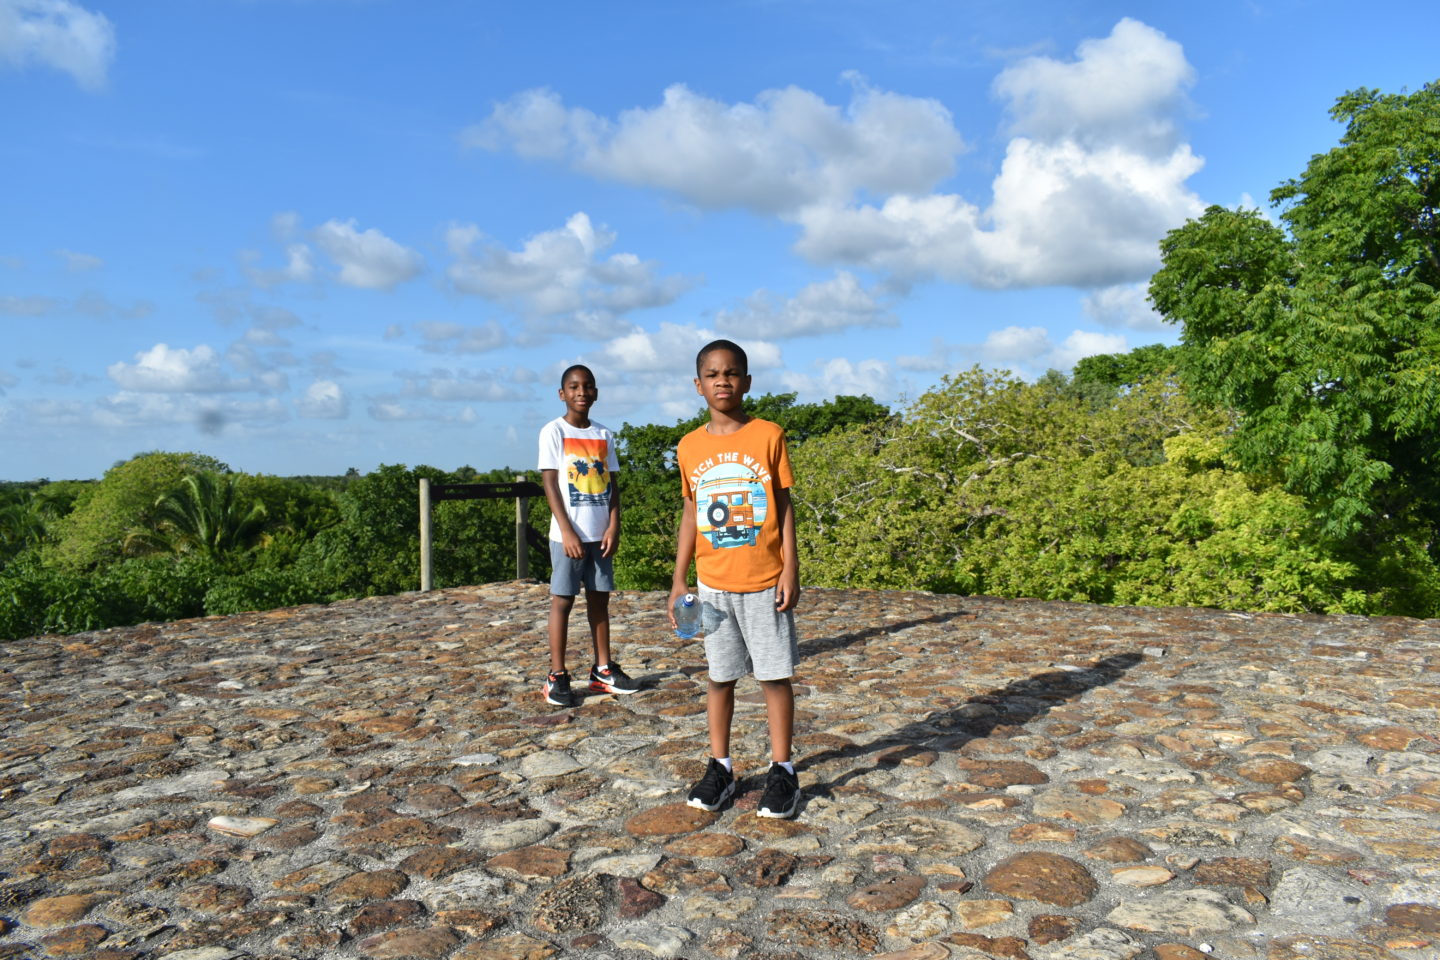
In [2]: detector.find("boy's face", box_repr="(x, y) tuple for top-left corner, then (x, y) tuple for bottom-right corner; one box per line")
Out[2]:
(559, 369), (597, 421)
(694, 348), (751, 414)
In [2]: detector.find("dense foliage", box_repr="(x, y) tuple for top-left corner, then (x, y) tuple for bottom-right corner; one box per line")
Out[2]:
(1152, 83), (1440, 546)
(0, 459), (552, 639)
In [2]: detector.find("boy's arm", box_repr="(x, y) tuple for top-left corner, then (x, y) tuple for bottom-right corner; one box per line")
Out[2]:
(668, 496), (697, 628)
(774, 485), (800, 612)
(540, 469), (584, 559)
(600, 483), (621, 558)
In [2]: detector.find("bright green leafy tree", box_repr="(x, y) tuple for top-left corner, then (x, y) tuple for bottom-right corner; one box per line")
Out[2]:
(46, 452), (229, 570)
(1150, 82), (1440, 542)
(125, 472), (269, 560)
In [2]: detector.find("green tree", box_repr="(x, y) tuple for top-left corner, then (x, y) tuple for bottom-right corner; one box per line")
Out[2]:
(789, 367), (1431, 614)
(46, 452), (228, 570)
(1151, 82), (1440, 540)
(125, 472), (269, 561)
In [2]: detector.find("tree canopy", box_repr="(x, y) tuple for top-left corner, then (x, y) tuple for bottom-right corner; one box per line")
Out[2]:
(1151, 82), (1440, 541)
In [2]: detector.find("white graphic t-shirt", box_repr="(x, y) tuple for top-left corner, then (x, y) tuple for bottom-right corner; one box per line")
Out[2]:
(537, 417), (619, 543)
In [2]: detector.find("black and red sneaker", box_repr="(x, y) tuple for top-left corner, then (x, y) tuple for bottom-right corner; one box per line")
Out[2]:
(588, 662), (640, 695)
(543, 670), (575, 708)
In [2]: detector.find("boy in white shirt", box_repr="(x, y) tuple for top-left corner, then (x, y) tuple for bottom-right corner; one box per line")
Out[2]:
(536, 364), (638, 707)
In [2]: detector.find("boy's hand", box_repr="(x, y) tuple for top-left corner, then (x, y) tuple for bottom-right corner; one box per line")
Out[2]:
(561, 531), (584, 559)
(775, 569), (800, 612)
(667, 583), (690, 629)
(600, 527), (619, 558)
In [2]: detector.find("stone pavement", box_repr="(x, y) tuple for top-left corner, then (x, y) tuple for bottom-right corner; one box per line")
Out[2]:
(1, 583), (1438, 960)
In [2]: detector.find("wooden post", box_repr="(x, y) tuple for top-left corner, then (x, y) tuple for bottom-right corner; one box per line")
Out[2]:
(419, 477), (432, 592)
(514, 474), (530, 579)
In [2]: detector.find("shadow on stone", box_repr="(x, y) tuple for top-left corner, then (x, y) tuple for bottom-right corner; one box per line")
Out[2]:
(801, 651), (1144, 796)
(797, 609), (974, 658)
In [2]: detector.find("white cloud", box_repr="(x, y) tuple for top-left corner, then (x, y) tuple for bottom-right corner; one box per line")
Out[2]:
(980, 326), (1128, 372)
(0, 0), (115, 91)
(1050, 330), (1129, 370)
(312, 219), (424, 290)
(981, 326), (1054, 365)
(473, 21), (1201, 293)
(780, 356), (895, 400)
(243, 243), (315, 288)
(416, 320), (507, 354)
(598, 322), (781, 375)
(365, 397), (482, 423)
(107, 343), (258, 393)
(716, 271), (895, 338)
(446, 213), (692, 337)
(93, 393), (288, 430)
(1081, 282), (1166, 331)
(994, 18), (1194, 153)
(396, 367), (532, 403)
(795, 20), (1203, 289)
(297, 380), (349, 419)
(465, 78), (964, 215)
(55, 248), (102, 272)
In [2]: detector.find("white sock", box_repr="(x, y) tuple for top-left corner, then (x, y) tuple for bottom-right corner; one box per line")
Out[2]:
(775, 760), (795, 774)
(715, 757), (733, 772)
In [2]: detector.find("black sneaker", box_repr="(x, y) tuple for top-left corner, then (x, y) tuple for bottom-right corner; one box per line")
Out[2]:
(757, 763), (801, 819)
(686, 758), (736, 811)
(589, 662), (640, 695)
(543, 670), (575, 708)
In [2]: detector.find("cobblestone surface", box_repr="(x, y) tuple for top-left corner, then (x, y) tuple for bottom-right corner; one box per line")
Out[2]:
(1, 583), (1438, 959)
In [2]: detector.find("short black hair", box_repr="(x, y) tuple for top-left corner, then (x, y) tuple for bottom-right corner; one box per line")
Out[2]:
(695, 339), (747, 376)
(559, 363), (595, 387)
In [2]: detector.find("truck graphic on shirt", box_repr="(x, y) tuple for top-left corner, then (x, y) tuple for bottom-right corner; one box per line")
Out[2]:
(696, 475), (763, 549)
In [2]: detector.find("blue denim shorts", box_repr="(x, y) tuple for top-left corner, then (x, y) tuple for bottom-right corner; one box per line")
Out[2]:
(549, 539), (614, 596)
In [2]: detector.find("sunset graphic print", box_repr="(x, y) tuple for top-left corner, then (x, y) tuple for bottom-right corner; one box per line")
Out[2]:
(563, 437), (612, 506)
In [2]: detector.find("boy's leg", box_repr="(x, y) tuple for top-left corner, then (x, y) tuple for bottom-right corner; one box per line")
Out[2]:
(580, 545), (639, 694)
(547, 594), (575, 673)
(759, 677), (794, 763)
(687, 678), (738, 811)
(706, 678), (737, 761)
(585, 588), (611, 667)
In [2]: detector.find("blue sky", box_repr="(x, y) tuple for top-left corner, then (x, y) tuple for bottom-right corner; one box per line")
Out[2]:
(3, 0), (1437, 481)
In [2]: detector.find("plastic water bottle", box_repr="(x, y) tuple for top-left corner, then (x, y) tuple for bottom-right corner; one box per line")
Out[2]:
(673, 593), (702, 639)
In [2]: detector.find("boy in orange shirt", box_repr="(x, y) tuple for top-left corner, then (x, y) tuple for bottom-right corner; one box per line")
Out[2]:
(669, 339), (802, 818)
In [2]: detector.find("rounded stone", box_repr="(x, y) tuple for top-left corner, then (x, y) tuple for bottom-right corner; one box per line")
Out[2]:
(1235, 758), (1309, 784)
(1106, 888), (1256, 935)
(357, 925), (462, 959)
(1084, 837), (1153, 863)
(1112, 865), (1174, 887)
(1033, 792), (1126, 824)
(623, 802), (718, 838)
(1386, 902), (1440, 933)
(330, 869), (410, 904)
(885, 900), (951, 940)
(850, 816), (985, 857)
(663, 832), (745, 858)
(847, 875), (926, 911)
(984, 853), (1097, 907)
(25, 895), (103, 927)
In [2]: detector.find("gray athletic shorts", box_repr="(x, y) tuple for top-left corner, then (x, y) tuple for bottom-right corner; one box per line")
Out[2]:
(698, 582), (799, 683)
(549, 540), (614, 596)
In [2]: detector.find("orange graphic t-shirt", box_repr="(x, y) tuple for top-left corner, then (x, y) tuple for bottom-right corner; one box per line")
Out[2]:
(677, 418), (794, 593)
